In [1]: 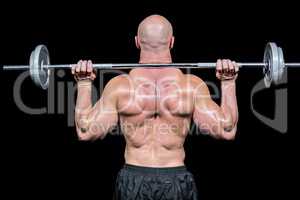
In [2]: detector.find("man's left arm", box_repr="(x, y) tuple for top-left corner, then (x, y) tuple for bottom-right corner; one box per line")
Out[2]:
(192, 59), (239, 140)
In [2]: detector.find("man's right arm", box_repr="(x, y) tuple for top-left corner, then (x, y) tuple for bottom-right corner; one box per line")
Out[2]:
(72, 60), (119, 141)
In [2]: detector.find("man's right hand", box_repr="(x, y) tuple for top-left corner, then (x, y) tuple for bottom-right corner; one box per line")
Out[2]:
(71, 60), (96, 82)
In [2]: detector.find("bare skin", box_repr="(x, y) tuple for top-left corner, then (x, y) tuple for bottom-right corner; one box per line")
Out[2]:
(72, 15), (238, 167)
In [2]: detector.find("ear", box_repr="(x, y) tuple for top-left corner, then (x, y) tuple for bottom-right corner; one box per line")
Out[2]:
(135, 36), (140, 49)
(169, 36), (175, 49)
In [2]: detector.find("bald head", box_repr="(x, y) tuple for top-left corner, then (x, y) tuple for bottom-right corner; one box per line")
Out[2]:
(136, 15), (174, 52)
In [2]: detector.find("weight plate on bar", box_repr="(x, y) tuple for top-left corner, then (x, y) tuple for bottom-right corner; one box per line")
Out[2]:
(277, 47), (285, 84)
(29, 45), (50, 89)
(263, 42), (279, 88)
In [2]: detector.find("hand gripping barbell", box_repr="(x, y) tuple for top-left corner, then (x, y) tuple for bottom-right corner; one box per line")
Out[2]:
(3, 42), (300, 89)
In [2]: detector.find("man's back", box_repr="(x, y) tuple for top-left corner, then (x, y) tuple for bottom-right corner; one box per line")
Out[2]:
(116, 68), (197, 167)
(72, 14), (238, 199)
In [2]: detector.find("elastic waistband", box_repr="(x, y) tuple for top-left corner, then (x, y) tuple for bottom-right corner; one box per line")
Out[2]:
(123, 164), (187, 174)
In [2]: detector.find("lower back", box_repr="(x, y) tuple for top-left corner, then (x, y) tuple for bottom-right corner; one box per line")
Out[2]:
(125, 143), (186, 167)
(123, 117), (188, 167)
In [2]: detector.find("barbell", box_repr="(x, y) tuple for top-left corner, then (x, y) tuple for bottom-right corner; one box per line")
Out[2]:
(3, 42), (300, 89)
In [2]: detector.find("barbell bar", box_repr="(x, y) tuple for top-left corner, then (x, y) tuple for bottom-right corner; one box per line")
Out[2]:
(3, 42), (300, 90)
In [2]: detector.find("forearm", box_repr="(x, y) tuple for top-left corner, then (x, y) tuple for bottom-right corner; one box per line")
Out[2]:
(75, 81), (94, 138)
(220, 80), (238, 131)
(74, 79), (119, 141)
(72, 60), (118, 141)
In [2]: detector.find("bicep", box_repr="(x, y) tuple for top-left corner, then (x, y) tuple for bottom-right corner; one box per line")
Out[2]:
(86, 79), (120, 138)
(89, 98), (118, 133)
(193, 97), (226, 137)
(192, 80), (228, 137)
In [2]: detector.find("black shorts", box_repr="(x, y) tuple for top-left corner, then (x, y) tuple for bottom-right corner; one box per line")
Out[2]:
(113, 164), (198, 200)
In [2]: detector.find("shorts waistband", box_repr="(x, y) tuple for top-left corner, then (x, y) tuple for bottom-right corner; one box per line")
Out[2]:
(123, 164), (187, 174)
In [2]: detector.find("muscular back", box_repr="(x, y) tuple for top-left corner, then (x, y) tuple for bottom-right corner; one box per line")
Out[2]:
(75, 63), (237, 167)
(116, 68), (196, 167)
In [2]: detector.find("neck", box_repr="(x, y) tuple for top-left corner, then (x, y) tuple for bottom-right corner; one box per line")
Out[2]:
(139, 50), (172, 64)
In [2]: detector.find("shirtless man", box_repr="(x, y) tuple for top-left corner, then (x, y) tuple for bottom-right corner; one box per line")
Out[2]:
(72, 15), (238, 200)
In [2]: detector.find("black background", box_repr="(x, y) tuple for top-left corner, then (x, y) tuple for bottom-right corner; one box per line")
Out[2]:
(1, 1), (299, 199)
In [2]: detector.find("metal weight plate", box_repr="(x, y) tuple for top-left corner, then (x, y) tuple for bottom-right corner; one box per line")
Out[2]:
(263, 42), (279, 88)
(29, 45), (50, 89)
(276, 47), (285, 84)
